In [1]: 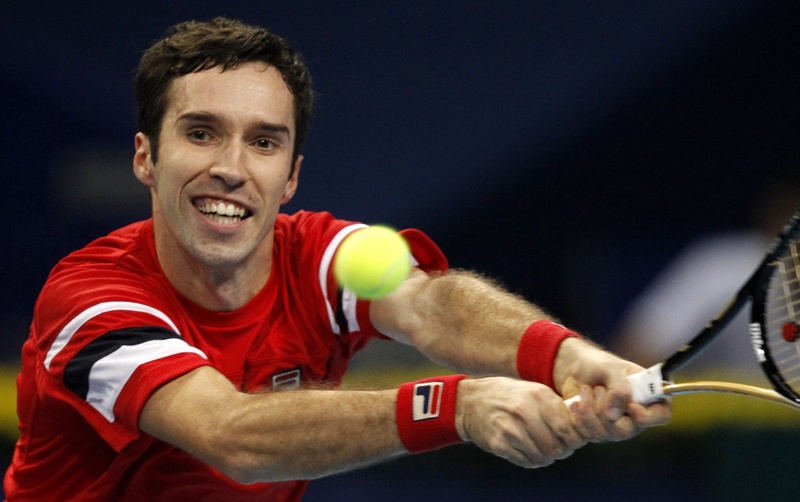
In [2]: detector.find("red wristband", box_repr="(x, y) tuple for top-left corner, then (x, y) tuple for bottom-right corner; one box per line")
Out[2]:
(516, 320), (579, 389)
(396, 374), (467, 453)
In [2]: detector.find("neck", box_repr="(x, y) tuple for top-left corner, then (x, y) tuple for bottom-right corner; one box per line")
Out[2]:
(177, 263), (270, 311)
(153, 225), (273, 312)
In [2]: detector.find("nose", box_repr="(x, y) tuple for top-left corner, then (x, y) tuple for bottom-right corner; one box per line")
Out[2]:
(208, 141), (248, 188)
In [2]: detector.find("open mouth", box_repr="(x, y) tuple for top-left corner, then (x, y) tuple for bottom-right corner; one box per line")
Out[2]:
(195, 199), (251, 225)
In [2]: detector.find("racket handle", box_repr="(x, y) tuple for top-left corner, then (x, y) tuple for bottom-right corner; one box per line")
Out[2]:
(563, 364), (665, 406)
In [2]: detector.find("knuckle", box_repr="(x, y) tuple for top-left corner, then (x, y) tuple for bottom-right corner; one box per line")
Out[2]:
(552, 421), (573, 439)
(612, 417), (638, 440)
(539, 437), (569, 459)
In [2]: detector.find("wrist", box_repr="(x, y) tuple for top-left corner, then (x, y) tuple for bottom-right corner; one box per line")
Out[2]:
(515, 320), (580, 390)
(396, 374), (467, 453)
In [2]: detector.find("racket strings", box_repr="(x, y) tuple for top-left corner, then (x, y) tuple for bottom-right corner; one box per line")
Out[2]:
(765, 238), (800, 392)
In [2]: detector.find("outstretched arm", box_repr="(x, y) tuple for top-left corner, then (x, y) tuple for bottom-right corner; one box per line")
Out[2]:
(139, 268), (668, 483)
(370, 268), (670, 437)
(139, 365), (587, 482)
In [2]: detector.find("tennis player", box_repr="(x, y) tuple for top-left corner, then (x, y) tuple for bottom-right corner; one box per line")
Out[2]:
(3, 17), (669, 501)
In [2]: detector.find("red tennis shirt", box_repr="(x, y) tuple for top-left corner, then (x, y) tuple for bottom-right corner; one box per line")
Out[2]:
(3, 210), (447, 501)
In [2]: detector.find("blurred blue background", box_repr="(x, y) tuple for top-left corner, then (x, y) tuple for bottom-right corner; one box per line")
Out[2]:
(2, 1), (800, 500)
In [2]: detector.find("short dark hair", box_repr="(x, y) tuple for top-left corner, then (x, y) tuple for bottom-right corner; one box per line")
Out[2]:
(135, 17), (314, 164)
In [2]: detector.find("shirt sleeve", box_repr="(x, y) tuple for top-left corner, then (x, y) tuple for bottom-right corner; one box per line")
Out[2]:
(316, 217), (449, 341)
(34, 269), (210, 452)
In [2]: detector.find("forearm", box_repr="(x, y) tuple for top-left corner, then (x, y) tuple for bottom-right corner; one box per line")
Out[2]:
(141, 367), (406, 483)
(373, 269), (557, 377)
(218, 388), (405, 482)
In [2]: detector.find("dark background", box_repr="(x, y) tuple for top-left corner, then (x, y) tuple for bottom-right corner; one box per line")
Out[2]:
(2, 1), (800, 500)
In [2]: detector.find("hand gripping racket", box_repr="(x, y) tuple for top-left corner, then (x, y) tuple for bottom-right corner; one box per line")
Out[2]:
(567, 209), (800, 411)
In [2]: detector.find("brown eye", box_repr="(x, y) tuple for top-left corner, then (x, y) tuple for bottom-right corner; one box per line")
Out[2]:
(190, 130), (210, 141)
(254, 138), (277, 150)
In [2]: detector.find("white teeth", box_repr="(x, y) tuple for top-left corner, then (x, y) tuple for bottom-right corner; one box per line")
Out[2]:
(197, 200), (247, 220)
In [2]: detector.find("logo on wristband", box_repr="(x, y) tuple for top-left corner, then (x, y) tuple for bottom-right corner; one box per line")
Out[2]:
(412, 382), (443, 421)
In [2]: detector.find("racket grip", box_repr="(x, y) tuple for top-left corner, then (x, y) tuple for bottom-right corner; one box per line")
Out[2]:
(563, 364), (665, 406)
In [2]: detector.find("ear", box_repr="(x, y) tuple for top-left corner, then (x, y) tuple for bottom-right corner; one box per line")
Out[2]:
(133, 132), (156, 187)
(280, 155), (303, 205)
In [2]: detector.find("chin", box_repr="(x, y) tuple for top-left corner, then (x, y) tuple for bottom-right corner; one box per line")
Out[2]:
(187, 241), (253, 268)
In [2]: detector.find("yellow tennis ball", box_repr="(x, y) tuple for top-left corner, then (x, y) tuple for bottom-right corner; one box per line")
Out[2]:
(334, 226), (412, 300)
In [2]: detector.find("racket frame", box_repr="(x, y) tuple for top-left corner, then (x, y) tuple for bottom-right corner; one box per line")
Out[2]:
(656, 209), (800, 406)
(563, 210), (800, 411)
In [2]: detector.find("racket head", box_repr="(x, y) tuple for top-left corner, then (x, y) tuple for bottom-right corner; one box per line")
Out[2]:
(752, 210), (800, 404)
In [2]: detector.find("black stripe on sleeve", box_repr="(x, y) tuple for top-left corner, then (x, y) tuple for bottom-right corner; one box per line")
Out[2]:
(334, 287), (350, 335)
(63, 326), (181, 400)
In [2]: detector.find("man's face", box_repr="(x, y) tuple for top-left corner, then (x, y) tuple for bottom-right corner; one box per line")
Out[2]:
(134, 62), (301, 271)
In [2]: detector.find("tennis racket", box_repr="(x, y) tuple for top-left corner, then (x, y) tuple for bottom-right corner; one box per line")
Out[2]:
(567, 208), (800, 411)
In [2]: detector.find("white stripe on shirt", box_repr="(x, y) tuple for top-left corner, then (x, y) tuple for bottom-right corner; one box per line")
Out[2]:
(86, 338), (206, 422)
(319, 224), (366, 335)
(45, 301), (181, 370)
